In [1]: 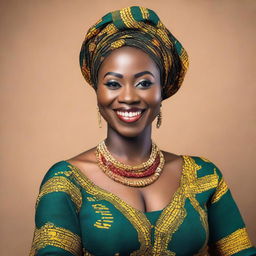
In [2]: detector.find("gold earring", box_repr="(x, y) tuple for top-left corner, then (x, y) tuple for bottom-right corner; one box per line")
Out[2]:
(156, 108), (162, 128)
(97, 107), (102, 128)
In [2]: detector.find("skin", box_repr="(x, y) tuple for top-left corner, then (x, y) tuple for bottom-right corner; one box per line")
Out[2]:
(68, 46), (184, 213)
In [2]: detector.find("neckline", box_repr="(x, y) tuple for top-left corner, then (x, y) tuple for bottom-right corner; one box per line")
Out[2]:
(62, 156), (189, 253)
(62, 155), (186, 215)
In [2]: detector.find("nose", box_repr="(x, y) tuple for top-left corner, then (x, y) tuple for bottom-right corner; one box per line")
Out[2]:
(118, 85), (140, 105)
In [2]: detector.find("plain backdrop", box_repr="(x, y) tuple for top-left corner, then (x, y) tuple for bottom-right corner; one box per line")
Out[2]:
(0, 0), (255, 255)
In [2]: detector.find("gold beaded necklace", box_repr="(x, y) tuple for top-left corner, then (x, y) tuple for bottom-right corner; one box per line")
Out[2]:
(96, 141), (165, 187)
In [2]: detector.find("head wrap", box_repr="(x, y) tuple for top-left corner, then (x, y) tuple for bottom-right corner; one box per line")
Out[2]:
(79, 6), (189, 100)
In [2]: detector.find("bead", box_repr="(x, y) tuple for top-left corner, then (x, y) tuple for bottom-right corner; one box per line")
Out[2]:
(95, 141), (165, 187)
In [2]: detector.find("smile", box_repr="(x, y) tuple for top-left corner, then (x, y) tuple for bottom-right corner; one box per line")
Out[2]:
(115, 109), (144, 123)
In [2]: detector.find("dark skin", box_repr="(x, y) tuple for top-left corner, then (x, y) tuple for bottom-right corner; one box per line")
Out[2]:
(67, 46), (184, 213)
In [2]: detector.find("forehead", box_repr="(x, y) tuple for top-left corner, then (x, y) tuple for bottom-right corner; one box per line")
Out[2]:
(98, 46), (160, 76)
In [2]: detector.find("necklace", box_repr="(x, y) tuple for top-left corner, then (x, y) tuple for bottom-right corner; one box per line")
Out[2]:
(98, 140), (158, 171)
(96, 141), (165, 187)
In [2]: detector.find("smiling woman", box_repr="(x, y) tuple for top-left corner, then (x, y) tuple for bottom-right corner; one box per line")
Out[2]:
(97, 46), (162, 138)
(29, 6), (256, 256)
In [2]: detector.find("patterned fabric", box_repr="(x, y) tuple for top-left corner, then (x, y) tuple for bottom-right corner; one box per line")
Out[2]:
(29, 156), (256, 256)
(79, 6), (189, 100)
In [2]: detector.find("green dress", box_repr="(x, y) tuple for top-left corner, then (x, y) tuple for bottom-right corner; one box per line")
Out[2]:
(29, 156), (256, 256)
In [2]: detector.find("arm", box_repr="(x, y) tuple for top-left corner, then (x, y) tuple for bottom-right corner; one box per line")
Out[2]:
(29, 162), (83, 256)
(207, 167), (256, 256)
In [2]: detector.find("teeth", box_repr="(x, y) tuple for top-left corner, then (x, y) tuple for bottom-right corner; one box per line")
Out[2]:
(117, 110), (142, 118)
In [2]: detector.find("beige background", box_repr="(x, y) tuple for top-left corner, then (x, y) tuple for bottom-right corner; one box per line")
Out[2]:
(1, 0), (255, 255)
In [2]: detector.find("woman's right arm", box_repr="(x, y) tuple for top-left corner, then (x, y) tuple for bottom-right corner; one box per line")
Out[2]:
(29, 161), (83, 256)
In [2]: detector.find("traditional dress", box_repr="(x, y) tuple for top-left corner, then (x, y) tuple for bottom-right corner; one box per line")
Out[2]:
(30, 6), (256, 256)
(29, 156), (256, 255)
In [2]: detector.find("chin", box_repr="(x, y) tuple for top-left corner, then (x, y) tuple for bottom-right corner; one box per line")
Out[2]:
(111, 122), (152, 138)
(118, 130), (144, 138)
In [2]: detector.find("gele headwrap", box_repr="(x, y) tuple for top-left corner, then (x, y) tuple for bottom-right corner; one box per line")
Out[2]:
(79, 6), (189, 100)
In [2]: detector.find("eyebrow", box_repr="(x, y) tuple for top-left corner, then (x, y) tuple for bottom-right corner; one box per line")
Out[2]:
(134, 71), (155, 78)
(104, 72), (123, 78)
(104, 71), (155, 79)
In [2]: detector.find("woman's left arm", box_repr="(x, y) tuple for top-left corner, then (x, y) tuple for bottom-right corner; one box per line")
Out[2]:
(207, 166), (256, 256)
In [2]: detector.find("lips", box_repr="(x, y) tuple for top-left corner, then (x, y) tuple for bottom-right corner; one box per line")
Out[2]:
(114, 108), (145, 123)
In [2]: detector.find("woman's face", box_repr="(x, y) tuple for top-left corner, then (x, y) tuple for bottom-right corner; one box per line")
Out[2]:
(97, 46), (162, 138)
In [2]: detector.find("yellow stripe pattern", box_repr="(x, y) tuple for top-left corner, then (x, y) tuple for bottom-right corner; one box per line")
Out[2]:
(29, 223), (82, 256)
(215, 228), (253, 255)
(140, 7), (149, 19)
(36, 176), (82, 211)
(211, 178), (228, 204)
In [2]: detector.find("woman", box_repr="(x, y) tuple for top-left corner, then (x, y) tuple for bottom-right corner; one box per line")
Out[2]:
(30, 6), (256, 256)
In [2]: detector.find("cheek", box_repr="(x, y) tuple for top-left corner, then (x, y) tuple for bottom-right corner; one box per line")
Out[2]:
(96, 86), (115, 107)
(146, 86), (162, 106)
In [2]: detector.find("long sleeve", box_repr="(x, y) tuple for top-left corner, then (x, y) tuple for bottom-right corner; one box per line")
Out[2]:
(29, 161), (83, 256)
(207, 166), (256, 256)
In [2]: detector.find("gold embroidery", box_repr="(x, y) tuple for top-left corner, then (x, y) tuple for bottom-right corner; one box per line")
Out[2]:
(92, 203), (114, 229)
(89, 42), (96, 52)
(152, 38), (161, 47)
(190, 172), (219, 194)
(120, 7), (139, 29)
(140, 7), (149, 20)
(29, 223), (82, 256)
(215, 228), (253, 255)
(152, 191), (186, 255)
(152, 156), (208, 255)
(180, 48), (189, 72)
(36, 176), (82, 212)
(156, 28), (172, 46)
(81, 64), (91, 84)
(87, 196), (97, 201)
(69, 165), (153, 255)
(54, 170), (72, 176)
(68, 156), (216, 255)
(111, 39), (126, 49)
(211, 178), (228, 204)
(85, 27), (100, 42)
(98, 23), (118, 38)
(146, 44), (159, 56)
(184, 158), (218, 253)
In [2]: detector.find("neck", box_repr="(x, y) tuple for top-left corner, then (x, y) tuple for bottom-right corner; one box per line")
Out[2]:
(104, 125), (153, 165)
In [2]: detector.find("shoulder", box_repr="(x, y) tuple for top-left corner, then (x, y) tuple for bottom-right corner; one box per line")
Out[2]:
(182, 156), (226, 196)
(185, 155), (223, 180)
(36, 160), (83, 211)
(41, 147), (97, 187)
(40, 161), (74, 188)
(160, 152), (223, 180)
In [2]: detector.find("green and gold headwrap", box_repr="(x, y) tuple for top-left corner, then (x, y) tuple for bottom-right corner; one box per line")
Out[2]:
(79, 6), (189, 100)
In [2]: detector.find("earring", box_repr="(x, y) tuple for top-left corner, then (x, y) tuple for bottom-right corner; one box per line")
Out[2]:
(97, 107), (102, 128)
(156, 108), (162, 128)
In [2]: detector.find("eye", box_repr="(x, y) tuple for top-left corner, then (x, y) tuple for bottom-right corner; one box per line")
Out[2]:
(104, 81), (121, 90)
(136, 80), (153, 89)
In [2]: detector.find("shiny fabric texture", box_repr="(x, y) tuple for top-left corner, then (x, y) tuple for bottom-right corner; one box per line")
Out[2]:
(29, 156), (256, 255)
(79, 6), (189, 100)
